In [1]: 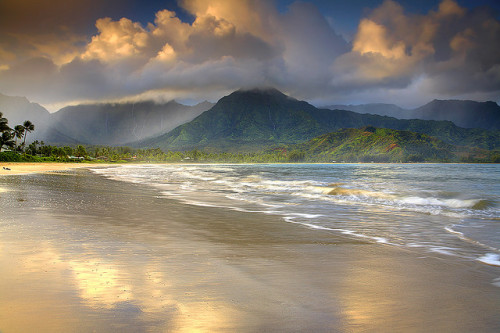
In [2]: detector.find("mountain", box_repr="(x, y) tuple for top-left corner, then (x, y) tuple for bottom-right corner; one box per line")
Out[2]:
(325, 100), (500, 130)
(48, 100), (214, 145)
(325, 103), (407, 118)
(142, 88), (500, 151)
(292, 126), (491, 163)
(0, 93), (50, 126)
(0, 93), (52, 140)
(411, 100), (500, 130)
(141, 88), (325, 151)
(0, 92), (215, 145)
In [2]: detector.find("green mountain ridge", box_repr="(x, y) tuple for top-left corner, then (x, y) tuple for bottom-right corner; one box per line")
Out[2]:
(142, 88), (500, 152)
(289, 126), (493, 163)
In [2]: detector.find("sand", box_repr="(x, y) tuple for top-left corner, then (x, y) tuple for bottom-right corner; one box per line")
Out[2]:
(0, 162), (115, 175)
(0, 169), (499, 332)
(0, 162), (99, 175)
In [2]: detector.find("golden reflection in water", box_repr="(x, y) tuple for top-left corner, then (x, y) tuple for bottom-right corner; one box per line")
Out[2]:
(22, 245), (65, 273)
(17, 241), (134, 310)
(134, 263), (241, 332)
(338, 251), (466, 332)
(339, 259), (405, 330)
(173, 302), (242, 333)
(69, 260), (133, 308)
(0, 234), (241, 332)
(340, 253), (428, 332)
(138, 265), (175, 312)
(0, 242), (76, 332)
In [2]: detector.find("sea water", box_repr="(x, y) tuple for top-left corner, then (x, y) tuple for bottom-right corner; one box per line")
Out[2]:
(91, 163), (500, 266)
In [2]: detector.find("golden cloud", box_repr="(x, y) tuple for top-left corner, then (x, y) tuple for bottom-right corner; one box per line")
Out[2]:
(82, 17), (150, 62)
(353, 19), (406, 59)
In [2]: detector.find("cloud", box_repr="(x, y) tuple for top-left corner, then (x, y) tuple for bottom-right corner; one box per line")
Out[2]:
(0, 0), (498, 109)
(1, 0), (343, 105)
(0, 0), (136, 68)
(0, 57), (58, 97)
(330, 0), (500, 100)
(82, 17), (150, 62)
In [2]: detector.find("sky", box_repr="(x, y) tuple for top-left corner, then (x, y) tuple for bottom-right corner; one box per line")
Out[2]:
(0, 0), (499, 111)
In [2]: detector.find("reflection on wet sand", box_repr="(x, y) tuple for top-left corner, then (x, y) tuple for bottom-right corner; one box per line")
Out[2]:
(0, 241), (77, 332)
(0, 235), (241, 332)
(70, 259), (133, 308)
(337, 248), (500, 332)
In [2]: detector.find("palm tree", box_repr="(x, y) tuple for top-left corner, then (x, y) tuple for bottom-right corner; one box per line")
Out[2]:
(14, 125), (25, 149)
(0, 131), (15, 151)
(0, 112), (10, 133)
(22, 120), (34, 146)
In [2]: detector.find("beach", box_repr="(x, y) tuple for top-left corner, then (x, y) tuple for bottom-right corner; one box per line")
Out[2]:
(0, 162), (93, 175)
(0, 165), (499, 332)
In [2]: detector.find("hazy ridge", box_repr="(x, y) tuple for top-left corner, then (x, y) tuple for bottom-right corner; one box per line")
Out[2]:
(325, 99), (500, 131)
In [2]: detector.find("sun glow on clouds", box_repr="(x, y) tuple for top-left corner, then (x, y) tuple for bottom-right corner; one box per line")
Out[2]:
(0, 0), (498, 108)
(353, 20), (406, 59)
(82, 18), (150, 62)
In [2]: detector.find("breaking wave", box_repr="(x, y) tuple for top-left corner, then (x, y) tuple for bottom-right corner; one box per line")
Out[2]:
(91, 163), (500, 265)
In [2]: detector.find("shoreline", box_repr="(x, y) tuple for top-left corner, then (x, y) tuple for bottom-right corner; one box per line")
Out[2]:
(1, 166), (499, 331)
(0, 161), (495, 176)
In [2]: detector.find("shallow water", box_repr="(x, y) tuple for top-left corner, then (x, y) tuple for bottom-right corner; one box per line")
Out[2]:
(92, 163), (500, 265)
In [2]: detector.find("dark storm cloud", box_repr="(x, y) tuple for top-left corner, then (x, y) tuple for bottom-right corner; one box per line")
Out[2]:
(0, 0), (137, 35)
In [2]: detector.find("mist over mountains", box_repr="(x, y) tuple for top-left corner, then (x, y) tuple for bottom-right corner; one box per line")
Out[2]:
(143, 88), (500, 151)
(0, 93), (51, 135)
(0, 89), (499, 154)
(0, 93), (213, 145)
(50, 100), (213, 145)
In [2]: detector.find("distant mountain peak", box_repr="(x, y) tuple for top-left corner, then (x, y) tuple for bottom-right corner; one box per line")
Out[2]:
(215, 88), (301, 108)
(238, 86), (283, 93)
(326, 98), (499, 130)
(0, 92), (33, 106)
(233, 87), (289, 98)
(165, 99), (182, 107)
(194, 100), (215, 108)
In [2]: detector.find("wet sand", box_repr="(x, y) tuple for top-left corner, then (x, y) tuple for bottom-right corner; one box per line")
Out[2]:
(0, 169), (499, 332)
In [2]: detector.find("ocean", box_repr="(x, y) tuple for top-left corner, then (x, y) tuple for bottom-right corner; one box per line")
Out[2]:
(92, 163), (500, 266)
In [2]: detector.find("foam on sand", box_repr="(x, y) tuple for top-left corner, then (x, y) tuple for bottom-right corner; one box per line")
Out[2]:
(477, 253), (500, 266)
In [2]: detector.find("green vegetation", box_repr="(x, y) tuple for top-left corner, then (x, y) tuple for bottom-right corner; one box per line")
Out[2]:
(1, 109), (498, 164)
(140, 89), (500, 152)
(291, 127), (497, 163)
(2, 126), (497, 163)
